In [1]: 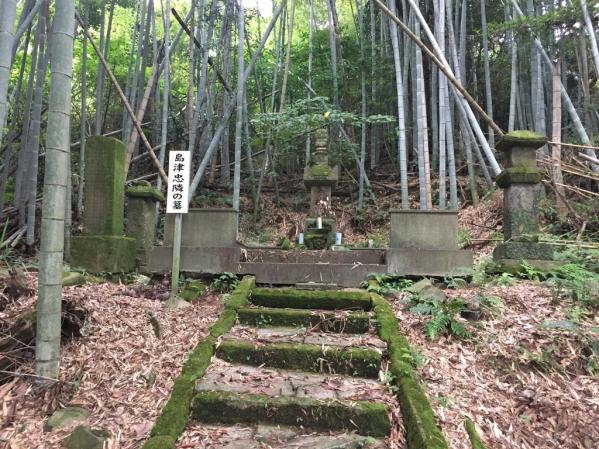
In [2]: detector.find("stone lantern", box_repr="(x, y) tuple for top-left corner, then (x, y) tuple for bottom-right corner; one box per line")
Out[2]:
(493, 131), (555, 271)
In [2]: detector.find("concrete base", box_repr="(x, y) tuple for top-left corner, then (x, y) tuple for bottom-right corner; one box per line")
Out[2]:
(386, 249), (473, 277)
(164, 208), (238, 247)
(71, 235), (136, 273)
(237, 262), (386, 287)
(147, 246), (240, 274)
(242, 248), (385, 265)
(390, 210), (459, 250)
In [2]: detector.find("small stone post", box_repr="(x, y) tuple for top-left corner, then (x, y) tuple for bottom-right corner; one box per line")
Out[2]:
(493, 131), (555, 271)
(125, 184), (164, 270)
(71, 137), (137, 272)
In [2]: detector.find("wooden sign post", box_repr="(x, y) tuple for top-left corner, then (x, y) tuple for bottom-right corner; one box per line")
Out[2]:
(166, 150), (190, 304)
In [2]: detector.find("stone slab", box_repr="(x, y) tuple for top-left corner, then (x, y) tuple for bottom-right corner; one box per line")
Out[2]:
(386, 248), (473, 276)
(224, 325), (387, 350)
(164, 208), (238, 247)
(390, 210), (459, 250)
(242, 248), (385, 265)
(71, 235), (136, 273)
(179, 424), (386, 448)
(238, 262), (386, 288)
(147, 246), (240, 274)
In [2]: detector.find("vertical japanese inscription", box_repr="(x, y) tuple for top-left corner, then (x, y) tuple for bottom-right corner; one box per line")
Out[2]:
(166, 151), (191, 213)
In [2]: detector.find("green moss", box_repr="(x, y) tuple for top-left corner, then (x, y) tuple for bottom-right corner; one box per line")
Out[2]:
(216, 340), (381, 378)
(309, 164), (332, 177)
(145, 277), (255, 445)
(496, 167), (543, 188)
(62, 271), (86, 287)
(191, 391), (390, 437)
(464, 419), (487, 449)
(397, 377), (448, 449)
(180, 281), (206, 302)
(209, 309), (238, 337)
(70, 235), (137, 273)
(250, 288), (372, 311)
(140, 436), (176, 449)
(371, 294), (448, 449)
(237, 307), (370, 333)
(126, 185), (165, 202)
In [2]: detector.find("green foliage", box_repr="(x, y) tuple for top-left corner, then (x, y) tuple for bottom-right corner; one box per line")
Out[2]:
(477, 294), (506, 318)
(211, 272), (239, 293)
(361, 274), (413, 295)
(409, 295), (472, 341)
(458, 229), (473, 249)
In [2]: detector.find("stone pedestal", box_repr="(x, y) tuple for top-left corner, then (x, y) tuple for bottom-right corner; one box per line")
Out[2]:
(71, 137), (136, 273)
(126, 185), (164, 270)
(386, 210), (472, 276)
(493, 131), (555, 271)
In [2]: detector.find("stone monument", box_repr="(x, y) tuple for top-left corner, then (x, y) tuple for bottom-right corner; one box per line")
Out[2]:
(493, 131), (555, 271)
(125, 182), (164, 270)
(303, 129), (338, 250)
(71, 137), (136, 272)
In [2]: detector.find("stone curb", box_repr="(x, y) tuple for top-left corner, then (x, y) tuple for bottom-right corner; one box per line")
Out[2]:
(140, 276), (255, 449)
(371, 293), (449, 449)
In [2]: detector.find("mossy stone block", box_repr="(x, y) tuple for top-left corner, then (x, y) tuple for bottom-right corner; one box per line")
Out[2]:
(237, 306), (370, 333)
(44, 406), (89, 432)
(64, 426), (110, 449)
(83, 136), (126, 236)
(191, 391), (391, 437)
(126, 185), (165, 202)
(493, 242), (554, 261)
(495, 167), (544, 188)
(465, 419), (488, 449)
(62, 272), (86, 287)
(71, 235), (137, 273)
(250, 288), (372, 311)
(216, 339), (381, 378)
(180, 281), (206, 302)
(496, 131), (547, 169)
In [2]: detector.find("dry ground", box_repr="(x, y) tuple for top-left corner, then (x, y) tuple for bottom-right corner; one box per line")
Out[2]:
(0, 276), (222, 449)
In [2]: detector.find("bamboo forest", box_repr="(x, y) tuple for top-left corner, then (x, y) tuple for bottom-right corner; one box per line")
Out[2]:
(0, 0), (597, 448)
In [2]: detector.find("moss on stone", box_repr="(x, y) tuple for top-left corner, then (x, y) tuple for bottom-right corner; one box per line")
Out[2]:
(309, 164), (332, 178)
(371, 293), (448, 449)
(126, 185), (165, 202)
(180, 281), (206, 302)
(493, 242), (554, 261)
(62, 271), (86, 287)
(216, 339), (381, 378)
(70, 235), (137, 274)
(464, 419), (487, 449)
(496, 131), (547, 154)
(496, 167), (543, 188)
(191, 391), (390, 437)
(145, 278), (255, 445)
(236, 306), (370, 333)
(250, 288), (372, 311)
(209, 309), (238, 337)
(140, 436), (176, 449)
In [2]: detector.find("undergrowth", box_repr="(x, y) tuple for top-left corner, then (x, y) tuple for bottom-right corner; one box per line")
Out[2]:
(408, 294), (472, 341)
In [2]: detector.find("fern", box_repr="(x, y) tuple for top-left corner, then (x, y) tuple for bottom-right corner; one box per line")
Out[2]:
(426, 314), (450, 340)
(409, 302), (436, 315)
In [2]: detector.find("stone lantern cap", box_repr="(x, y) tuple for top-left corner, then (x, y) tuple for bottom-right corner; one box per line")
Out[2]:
(495, 130), (548, 168)
(495, 131), (546, 188)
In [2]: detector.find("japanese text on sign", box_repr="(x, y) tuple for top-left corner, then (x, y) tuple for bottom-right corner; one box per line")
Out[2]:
(166, 151), (191, 214)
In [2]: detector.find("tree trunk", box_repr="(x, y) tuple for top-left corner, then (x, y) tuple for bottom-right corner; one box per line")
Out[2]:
(232, 0), (245, 211)
(551, 60), (567, 216)
(0, 0), (17, 144)
(36, 0), (75, 381)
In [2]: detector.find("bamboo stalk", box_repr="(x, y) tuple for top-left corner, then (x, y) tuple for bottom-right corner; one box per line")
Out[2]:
(75, 11), (168, 186)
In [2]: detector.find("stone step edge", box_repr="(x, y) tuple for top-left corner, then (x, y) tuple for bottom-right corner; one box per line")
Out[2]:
(191, 390), (391, 438)
(216, 339), (382, 378)
(250, 287), (373, 311)
(237, 306), (371, 334)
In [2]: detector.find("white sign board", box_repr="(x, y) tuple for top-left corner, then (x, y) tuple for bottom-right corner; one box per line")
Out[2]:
(166, 151), (191, 214)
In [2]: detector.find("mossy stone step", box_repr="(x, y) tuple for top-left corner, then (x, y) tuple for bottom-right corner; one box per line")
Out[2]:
(237, 306), (371, 333)
(225, 325), (387, 350)
(191, 391), (391, 438)
(250, 288), (372, 311)
(216, 339), (381, 378)
(196, 362), (391, 402)
(179, 424), (386, 448)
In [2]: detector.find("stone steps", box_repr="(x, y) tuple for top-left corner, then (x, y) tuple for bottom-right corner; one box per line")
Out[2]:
(185, 285), (404, 447)
(236, 306), (371, 333)
(181, 424), (386, 448)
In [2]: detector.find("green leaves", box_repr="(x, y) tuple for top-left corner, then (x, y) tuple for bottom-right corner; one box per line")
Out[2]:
(408, 294), (472, 341)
